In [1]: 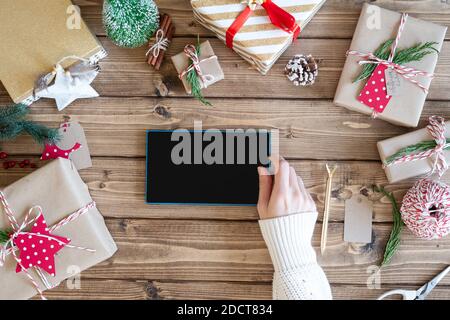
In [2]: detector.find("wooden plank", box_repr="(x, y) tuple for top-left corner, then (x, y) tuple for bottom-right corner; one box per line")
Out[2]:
(38, 278), (450, 300)
(73, 0), (450, 40)
(1, 38), (449, 100)
(1, 156), (443, 221)
(72, 218), (450, 287)
(2, 97), (450, 160)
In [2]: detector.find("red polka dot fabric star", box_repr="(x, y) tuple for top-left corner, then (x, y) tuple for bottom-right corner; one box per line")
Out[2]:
(358, 64), (392, 113)
(41, 142), (82, 161)
(14, 214), (70, 276)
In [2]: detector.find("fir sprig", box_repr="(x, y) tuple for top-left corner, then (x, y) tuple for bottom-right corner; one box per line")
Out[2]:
(0, 229), (11, 245)
(186, 42), (212, 107)
(384, 139), (450, 165)
(374, 186), (403, 266)
(0, 104), (60, 144)
(354, 40), (439, 82)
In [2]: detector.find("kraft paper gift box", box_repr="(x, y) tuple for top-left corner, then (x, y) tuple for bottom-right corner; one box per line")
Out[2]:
(0, 0), (106, 105)
(377, 122), (450, 183)
(0, 159), (117, 299)
(172, 41), (224, 94)
(334, 4), (447, 127)
(191, 0), (326, 75)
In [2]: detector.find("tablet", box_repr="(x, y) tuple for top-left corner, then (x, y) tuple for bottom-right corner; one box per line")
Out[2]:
(146, 129), (271, 205)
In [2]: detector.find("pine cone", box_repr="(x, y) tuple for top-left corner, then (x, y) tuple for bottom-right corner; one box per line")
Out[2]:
(285, 54), (318, 86)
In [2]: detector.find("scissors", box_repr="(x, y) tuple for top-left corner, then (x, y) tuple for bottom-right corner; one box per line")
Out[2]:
(377, 266), (450, 300)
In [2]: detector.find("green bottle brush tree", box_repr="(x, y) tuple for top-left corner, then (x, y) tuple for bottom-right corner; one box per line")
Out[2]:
(103, 0), (160, 48)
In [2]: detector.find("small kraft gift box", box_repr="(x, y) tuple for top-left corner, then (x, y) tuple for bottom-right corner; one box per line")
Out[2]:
(378, 116), (450, 183)
(334, 4), (447, 127)
(172, 40), (225, 101)
(191, 0), (326, 75)
(0, 159), (117, 299)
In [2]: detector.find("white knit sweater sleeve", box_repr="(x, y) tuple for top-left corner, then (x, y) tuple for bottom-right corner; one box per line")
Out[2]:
(259, 212), (332, 300)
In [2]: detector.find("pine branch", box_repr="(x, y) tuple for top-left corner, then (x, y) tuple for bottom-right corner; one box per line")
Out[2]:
(0, 103), (29, 120)
(20, 121), (60, 145)
(354, 40), (439, 82)
(384, 139), (450, 165)
(0, 104), (60, 144)
(0, 229), (11, 245)
(186, 42), (212, 106)
(374, 186), (403, 266)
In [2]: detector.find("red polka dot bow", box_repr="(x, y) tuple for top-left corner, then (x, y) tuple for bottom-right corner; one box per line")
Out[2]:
(0, 191), (95, 300)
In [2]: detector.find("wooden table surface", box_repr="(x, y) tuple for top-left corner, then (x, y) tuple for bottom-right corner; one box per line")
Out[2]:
(2, 0), (450, 300)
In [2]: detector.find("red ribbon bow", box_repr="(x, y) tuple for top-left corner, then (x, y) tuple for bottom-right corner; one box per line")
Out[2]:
(226, 0), (301, 49)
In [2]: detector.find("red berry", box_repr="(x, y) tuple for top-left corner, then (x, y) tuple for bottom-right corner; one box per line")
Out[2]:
(3, 162), (9, 169)
(0, 152), (8, 159)
(23, 159), (30, 165)
(8, 161), (16, 168)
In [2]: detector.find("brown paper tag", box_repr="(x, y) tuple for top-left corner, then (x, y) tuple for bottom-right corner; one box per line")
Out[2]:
(385, 67), (402, 96)
(57, 122), (92, 170)
(344, 195), (373, 243)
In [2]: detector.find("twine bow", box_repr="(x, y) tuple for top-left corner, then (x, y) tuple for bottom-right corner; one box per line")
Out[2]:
(0, 191), (95, 300)
(384, 116), (450, 178)
(178, 44), (215, 88)
(243, 0), (264, 11)
(347, 14), (434, 95)
(146, 29), (170, 58)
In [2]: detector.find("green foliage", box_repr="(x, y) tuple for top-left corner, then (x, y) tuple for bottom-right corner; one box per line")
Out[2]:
(384, 139), (450, 165)
(0, 229), (10, 245)
(374, 186), (403, 266)
(103, 0), (159, 48)
(354, 40), (439, 82)
(186, 43), (212, 106)
(0, 104), (60, 144)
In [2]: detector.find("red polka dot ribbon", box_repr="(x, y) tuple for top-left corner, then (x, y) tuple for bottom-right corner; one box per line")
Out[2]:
(41, 142), (82, 161)
(347, 13), (434, 115)
(0, 191), (95, 300)
(384, 116), (449, 178)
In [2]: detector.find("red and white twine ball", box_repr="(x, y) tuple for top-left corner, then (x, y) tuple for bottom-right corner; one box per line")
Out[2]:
(401, 179), (450, 240)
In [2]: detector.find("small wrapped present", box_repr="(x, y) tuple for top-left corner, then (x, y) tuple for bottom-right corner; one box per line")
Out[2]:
(0, 159), (117, 299)
(334, 4), (447, 127)
(377, 116), (450, 183)
(191, 0), (326, 75)
(172, 41), (224, 105)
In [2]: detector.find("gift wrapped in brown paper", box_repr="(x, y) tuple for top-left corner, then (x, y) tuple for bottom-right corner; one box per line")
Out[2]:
(171, 41), (224, 94)
(334, 4), (447, 127)
(0, 158), (117, 299)
(191, 0), (326, 75)
(377, 116), (450, 183)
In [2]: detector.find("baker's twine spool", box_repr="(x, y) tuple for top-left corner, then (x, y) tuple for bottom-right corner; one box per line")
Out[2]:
(401, 179), (450, 240)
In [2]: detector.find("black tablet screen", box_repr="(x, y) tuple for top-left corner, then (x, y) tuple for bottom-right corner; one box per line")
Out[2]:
(146, 130), (271, 205)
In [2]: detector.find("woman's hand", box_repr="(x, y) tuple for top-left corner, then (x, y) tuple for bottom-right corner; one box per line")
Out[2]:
(257, 156), (316, 220)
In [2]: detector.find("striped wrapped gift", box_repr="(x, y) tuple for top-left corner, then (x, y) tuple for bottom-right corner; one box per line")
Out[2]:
(191, 0), (326, 74)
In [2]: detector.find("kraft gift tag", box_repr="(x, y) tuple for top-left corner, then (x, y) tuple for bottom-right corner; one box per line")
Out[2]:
(385, 68), (402, 97)
(344, 195), (373, 243)
(57, 122), (92, 170)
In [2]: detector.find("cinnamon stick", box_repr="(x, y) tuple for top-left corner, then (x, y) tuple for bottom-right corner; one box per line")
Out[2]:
(147, 14), (170, 65)
(154, 24), (175, 70)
